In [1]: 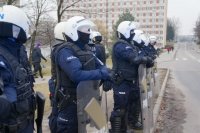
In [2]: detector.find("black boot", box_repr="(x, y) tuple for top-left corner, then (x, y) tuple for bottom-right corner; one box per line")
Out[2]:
(110, 116), (121, 133)
(129, 121), (143, 130)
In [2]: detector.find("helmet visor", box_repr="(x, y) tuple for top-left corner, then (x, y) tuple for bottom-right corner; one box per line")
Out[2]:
(77, 19), (95, 34)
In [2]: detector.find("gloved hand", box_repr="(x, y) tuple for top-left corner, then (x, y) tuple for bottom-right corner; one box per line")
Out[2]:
(99, 66), (111, 80)
(147, 56), (153, 64)
(102, 80), (112, 92)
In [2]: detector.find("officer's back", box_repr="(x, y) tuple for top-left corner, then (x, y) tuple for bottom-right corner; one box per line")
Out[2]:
(0, 5), (36, 133)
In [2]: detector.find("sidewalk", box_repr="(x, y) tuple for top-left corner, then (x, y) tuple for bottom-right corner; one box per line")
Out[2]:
(157, 49), (176, 69)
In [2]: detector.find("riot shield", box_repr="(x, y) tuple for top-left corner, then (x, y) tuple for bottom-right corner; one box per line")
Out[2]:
(146, 68), (154, 130)
(138, 64), (150, 133)
(76, 80), (108, 133)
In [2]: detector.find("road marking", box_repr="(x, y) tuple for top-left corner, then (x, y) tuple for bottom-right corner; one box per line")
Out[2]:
(198, 60), (200, 63)
(176, 58), (179, 61)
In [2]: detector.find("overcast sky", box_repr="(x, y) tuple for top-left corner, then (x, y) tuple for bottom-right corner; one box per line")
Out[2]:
(168, 0), (200, 35)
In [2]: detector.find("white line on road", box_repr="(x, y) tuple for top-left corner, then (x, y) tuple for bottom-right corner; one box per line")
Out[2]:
(176, 58), (179, 61)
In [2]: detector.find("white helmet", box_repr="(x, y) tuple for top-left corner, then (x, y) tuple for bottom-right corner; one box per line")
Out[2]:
(149, 36), (157, 45)
(0, 5), (30, 43)
(133, 30), (143, 44)
(90, 31), (102, 43)
(117, 21), (136, 39)
(64, 16), (95, 42)
(54, 22), (68, 41)
(133, 30), (149, 46)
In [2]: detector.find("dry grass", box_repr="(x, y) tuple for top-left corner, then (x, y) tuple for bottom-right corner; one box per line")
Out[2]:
(34, 58), (51, 77)
(106, 57), (113, 68)
(34, 83), (51, 113)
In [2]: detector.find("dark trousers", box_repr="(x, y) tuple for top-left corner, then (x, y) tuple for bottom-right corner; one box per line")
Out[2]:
(0, 119), (34, 133)
(56, 103), (78, 133)
(33, 62), (43, 78)
(110, 81), (141, 130)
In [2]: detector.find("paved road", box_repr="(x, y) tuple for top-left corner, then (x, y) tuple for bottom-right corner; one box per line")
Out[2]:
(159, 43), (200, 133)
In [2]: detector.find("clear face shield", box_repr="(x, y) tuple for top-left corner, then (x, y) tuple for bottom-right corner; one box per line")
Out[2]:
(77, 19), (96, 34)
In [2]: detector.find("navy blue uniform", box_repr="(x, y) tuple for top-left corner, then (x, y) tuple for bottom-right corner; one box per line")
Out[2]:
(110, 40), (148, 132)
(95, 43), (106, 64)
(49, 42), (110, 133)
(0, 38), (34, 133)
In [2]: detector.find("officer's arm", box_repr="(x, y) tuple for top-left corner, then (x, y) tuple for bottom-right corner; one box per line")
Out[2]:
(100, 45), (106, 64)
(57, 48), (105, 83)
(0, 57), (17, 102)
(0, 60), (12, 119)
(115, 43), (146, 64)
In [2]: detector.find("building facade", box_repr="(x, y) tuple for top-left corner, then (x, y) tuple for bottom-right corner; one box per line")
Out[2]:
(63, 0), (168, 46)
(135, 0), (168, 46)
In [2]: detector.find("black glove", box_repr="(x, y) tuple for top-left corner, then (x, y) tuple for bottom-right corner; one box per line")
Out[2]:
(102, 80), (112, 92)
(147, 57), (153, 64)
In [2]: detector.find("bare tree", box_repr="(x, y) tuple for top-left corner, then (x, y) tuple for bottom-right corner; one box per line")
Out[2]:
(55, 0), (82, 22)
(94, 20), (108, 45)
(167, 17), (181, 41)
(5, 0), (16, 5)
(36, 16), (56, 49)
(24, 0), (53, 63)
(194, 15), (200, 44)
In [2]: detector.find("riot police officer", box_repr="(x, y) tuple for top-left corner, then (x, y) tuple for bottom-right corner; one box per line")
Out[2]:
(89, 31), (106, 64)
(149, 36), (158, 57)
(110, 21), (152, 133)
(49, 16), (110, 133)
(0, 5), (36, 133)
(133, 30), (157, 68)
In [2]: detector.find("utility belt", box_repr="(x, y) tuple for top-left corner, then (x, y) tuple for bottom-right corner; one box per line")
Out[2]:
(0, 113), (34, 133)
(12, 95), (36, 116)
(56, 87), (77, 111)
(112, 70), (137, 85)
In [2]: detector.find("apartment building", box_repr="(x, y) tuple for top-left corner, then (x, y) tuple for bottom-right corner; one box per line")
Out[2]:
(61, 0), (167, 46)
(135, 0), (168, 46)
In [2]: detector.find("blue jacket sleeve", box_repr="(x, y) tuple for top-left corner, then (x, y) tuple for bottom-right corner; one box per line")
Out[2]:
(114, 43), (138, 63)
(57, 48), (104, 83)
(0, 56), (17, 103)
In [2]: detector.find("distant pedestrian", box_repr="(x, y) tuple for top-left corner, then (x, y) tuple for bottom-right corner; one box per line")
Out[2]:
(32, 43), (47, 78)
(167, 48), (170, 53)
(172, 46), (174, 51)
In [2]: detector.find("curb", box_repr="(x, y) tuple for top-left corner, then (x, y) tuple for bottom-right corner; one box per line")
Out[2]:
(150, 46), (178, 132)
(151, 68), (170, 133)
